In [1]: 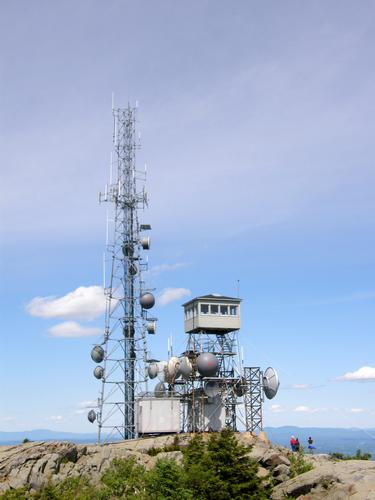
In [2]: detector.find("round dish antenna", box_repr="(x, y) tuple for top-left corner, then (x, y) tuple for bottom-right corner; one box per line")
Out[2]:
(167, 356), (181, 380)
(87, 410), (96, 423)
(179, 356), (193, 379)
(141, 237), (150, 250)
(197, 352), (219, 377)
(140, 292), (155, 309)
(148, 363), (158, 379)
(91, 345), (104, 363)
(263, 367), (280, 399)
(154, 382), (166, 398)
(156, 361), (168, 382)
(147, 321), (156, 334)
(93, 366), (104, 380)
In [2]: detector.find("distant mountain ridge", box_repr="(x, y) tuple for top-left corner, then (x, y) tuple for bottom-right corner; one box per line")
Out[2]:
(1, 426), (375, 457)
(265, 426), (375, 457)
(0, 429), (98, 445)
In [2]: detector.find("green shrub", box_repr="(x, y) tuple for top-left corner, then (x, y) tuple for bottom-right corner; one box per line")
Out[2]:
(183, 429), (270, 499)
(33, 476), (100, 500)
(0, 488), (29, 499)
(101, 456), (145, 498)
(147, 435), (182, 456)
(330, 449), (372, 461)
(145, 459), (192, 500)
(289, 450), (314, 478)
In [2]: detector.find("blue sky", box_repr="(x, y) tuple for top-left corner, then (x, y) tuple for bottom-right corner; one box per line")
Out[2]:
(1, 0), (375, 432)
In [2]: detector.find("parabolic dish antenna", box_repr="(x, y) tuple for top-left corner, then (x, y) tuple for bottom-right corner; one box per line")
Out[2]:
(197, 352), (219, 377)
(91, 345), (104, 363)
(179, 356), (193, 379)
(154, 382), (166, 398)
(87, 410), (96, 423)
(167, 356), (181, 379)
(148, 363), (158, 379)
(93, 366), (104, 380)
(204, 381), (220, 397)
(157, 361), (168, 382)
(262, 367), (280, 400)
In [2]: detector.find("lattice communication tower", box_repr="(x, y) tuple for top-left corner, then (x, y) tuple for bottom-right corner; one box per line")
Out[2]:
(88, 105), (156, 443)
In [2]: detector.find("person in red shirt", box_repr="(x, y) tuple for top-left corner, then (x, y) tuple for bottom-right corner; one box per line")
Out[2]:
(290, 435), (297, 451)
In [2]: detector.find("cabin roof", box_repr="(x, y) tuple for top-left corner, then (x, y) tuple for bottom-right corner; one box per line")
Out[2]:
(182, 294), (241, 307)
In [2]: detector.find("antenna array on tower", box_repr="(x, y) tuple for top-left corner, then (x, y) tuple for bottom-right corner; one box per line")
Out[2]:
(89, 105), (155, 443)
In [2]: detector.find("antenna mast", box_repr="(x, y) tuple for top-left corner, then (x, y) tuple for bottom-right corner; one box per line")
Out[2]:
(89, 104), (155, 443)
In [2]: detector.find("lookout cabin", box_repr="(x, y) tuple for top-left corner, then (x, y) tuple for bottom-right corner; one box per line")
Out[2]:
(183, 294), (241, 334)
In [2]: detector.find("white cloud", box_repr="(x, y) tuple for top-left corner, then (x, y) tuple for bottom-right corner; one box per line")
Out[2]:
(75, 400), (97, 414)
(148, 262), (188, 276)
(316, 291), (375, 305)
(26, 285), (105, 321)
(46, 415), (63, 422)
(291, 384), (311, 390)
(269, 404), (285, 413)
(158, 287), (191, 306)
(0, 416), (14, 422)
(48, 321), (101, 338)
(349, 408), (366, 414)
(293, 405), (319, 414)
(337, 366), (375, 382)
(77, 400), (97, 408)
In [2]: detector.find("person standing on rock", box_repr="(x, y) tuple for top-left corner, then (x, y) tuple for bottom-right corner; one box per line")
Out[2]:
(290, 436), (297, 451)
(295, 438), (300, 452)
(307, 436), (315, 453)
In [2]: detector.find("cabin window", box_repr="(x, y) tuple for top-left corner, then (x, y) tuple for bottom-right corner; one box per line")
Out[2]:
(220, 305), (228, 315)
(229, 305), (238, 315)
(200, 304), (209, 314)
(210, 304), (219, 315)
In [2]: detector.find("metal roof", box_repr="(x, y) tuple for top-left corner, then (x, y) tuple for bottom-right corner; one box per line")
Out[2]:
(182, 294), (241, 307)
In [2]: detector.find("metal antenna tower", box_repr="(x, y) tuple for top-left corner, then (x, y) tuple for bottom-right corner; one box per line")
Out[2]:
(89, 104), (155, 443)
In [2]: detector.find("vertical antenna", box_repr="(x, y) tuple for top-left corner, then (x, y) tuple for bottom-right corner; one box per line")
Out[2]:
(102, 253), (106, 289)
(237, 279), (240, 298)
(92, 105), (155, 443)
(109, 153), (113, 185)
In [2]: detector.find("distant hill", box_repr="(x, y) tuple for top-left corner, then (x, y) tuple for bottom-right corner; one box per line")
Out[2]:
(265, 426), (375, 458)
(0, 429), (98, 445)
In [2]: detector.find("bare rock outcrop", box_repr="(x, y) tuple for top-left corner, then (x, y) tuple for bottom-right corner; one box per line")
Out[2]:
(1, 433), (374, 499)
(272, 460), (375, 499)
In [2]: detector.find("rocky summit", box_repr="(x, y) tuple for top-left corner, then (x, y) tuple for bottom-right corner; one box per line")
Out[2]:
(1, 433), (374, 499)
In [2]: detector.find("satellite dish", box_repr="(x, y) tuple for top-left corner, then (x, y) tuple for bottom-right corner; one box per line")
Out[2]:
(148, 362), (158, 379)
(140, 292), (155, 309)
(91, 345), (104, 363)
(141, 237), (150, 250)
(129, 263), (138, 275)
(154, 382), (166, 398)
(167, 356), (181, 380)
(93, 366), (104, 380)
(204, 381), (220, 397)
(157, 361), (168, 382)
(197, 353), (219, 377)
(179, 356), (193, 379)
(147, 321), (156, 334)
(87, 410), (96, 423)
(263, 367), (280, 399)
